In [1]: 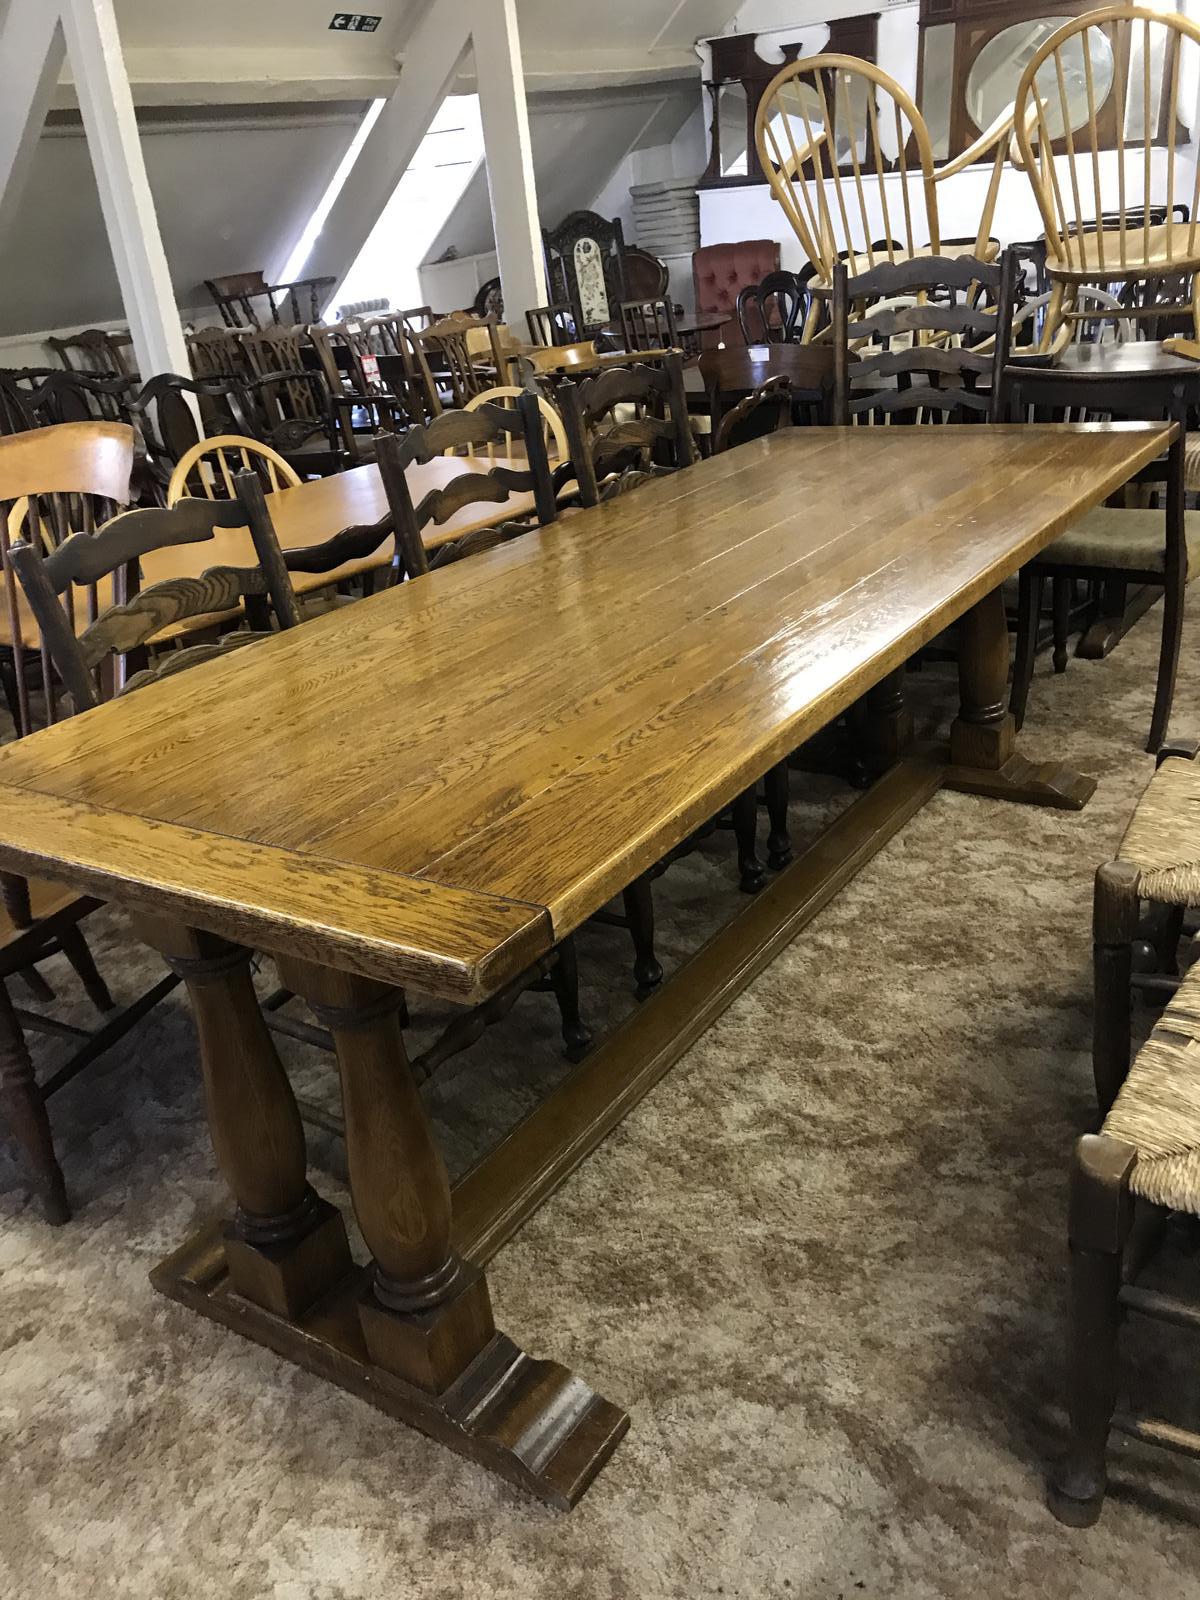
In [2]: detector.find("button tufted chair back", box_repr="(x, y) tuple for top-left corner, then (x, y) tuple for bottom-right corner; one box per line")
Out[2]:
(691, 240), (781, 347)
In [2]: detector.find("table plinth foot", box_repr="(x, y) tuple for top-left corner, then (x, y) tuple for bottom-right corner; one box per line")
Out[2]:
(942, 751), (1097, 810)
(223, 1189), (352, 1320)
(151, 1219), (628, 1510)
(359, 1256), (495, 1394)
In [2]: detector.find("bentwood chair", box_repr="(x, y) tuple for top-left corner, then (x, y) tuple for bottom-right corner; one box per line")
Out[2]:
(755, 56), (1015, 337)
(4, 476), (301, 1222)
(1013, 6), (1200, 350)
(1004, 362), (1192, 751)
(1052, 948), (1200, 1526)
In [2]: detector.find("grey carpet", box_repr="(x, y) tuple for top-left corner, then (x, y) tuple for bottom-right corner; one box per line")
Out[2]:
(3, 600), (1200, 1598)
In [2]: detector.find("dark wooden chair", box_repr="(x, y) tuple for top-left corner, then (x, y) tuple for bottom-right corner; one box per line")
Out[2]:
(418, 314), (505, 409)
(618, 298), (679, 354)
(831, 251), (1017, 427)
(715, 374), (796, 453)
(556, 351), (695, 509)
(526, 304), (577, 346)
(206, 273), (336, 330)
(23, 369), (134, 426)
(623, 246), (670, 302)
(1003, 362), (1192, 752)
(186, 324), (249, 381)
(1051, 947), (1200, 1527)
(543, 210), (629, 339)
(736, 271), (807, 345)
(364, 312), (439, 424)
(3, 474), (301, 1222)
(47, 328), (137, 380)
(364, 412), (591, 1068)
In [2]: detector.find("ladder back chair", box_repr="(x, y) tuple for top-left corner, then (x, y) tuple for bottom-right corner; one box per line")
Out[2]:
(1003, 360), (1190, 751)
(755, 55), (1015, 336)
(1052, 946), (1200, 1526)
(376, 392), (557, 576)
(832, 250), (1018, 426)
(167, 436), (302, 504)
(556, 351), (695, 508)
(1012, 5), (1200, 348)
(3, 475), (300, 1222)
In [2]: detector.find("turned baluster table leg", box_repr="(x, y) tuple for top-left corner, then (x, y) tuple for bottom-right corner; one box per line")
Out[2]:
(134, 917), (351, 1318)
(277, 958), (494, 1394)
(944, 584), (1096, 810)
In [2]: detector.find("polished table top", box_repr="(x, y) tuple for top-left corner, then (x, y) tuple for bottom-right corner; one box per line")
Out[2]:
(0, 423), (1169, 1003)
(688, 342), (836, 397)
(1010, 338), (1200, 380)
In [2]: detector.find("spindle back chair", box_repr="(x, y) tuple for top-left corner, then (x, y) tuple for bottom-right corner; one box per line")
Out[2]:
(1012, 5), (1200, 346)
(754, 55), (1014, 328)
(618, 298), (679, 353)
(167, 435), (301, 504)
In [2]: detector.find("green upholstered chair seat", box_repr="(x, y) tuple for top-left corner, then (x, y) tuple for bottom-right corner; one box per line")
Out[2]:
(1035, 506), (1200, 580)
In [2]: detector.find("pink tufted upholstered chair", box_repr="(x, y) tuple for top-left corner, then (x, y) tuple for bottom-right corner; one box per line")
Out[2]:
(691, 240), (781, 347)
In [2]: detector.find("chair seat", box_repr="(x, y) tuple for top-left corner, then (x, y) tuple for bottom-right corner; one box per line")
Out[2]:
(1116, 753), (1200, 904)
(1035, 506), (1200, 580)
(1103, 956), (1200, 1212)
(1048, 222), (1200, 279)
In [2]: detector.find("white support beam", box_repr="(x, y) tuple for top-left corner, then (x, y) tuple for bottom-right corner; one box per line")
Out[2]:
(303, 0), (473, 298)
(469, 0), (546, 333)
(59, 0), (189, 381)
(0, 0), (67, 242)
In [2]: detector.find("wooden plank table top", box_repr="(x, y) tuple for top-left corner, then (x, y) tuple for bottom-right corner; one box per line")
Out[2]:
(0, 422), (1169, 1003)
(0, 454), (537, 648)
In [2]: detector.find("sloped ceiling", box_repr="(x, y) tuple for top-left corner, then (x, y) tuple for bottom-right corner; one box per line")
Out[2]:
(0, 105), (364, 336)
(424, 81), (702, 263)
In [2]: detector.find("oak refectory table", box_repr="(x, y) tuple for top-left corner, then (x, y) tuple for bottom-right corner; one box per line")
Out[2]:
(0, 422), (1171, 1508)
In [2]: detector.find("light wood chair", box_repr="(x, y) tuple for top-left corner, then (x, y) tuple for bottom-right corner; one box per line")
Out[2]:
(4, 477), (301, 1222)
(167, 435), (301, 504)
(754, 55), (1015, 337)
(1012, 5), (1200, 349)
(463, 386), (569, 472)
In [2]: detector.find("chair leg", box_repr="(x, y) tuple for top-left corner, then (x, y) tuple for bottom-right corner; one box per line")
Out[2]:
(1010, 566), (1044, 732)
(1048, 1135), (1136, 1528)
(1147, 570), (1185, 754)
(1093, 861), (1140, 1118)
(764, 762), (792, 871)
(19, 966), (55, 1004)
(622, 876), (663, 1000)
(1052, 576), (1071, 674)
(732, 787), (766, 894)
(548, 935), (591, 1063)
(0, 978), (69, 1224)
(58, 924), (115, 1013)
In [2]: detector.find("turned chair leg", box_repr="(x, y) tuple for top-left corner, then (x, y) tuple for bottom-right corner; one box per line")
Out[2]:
(548, 935), (592, 1062)
(58, 924), (115, 1013)
(1010, 566), (1044, 732)
(732, 787), (766, 894)
(622, 876), (663, 1000)
(1093, 861), (1140, 1118)
(1049, 1135), (1136, 1528)
(764, 762), (792, 871)
(1052, 577), (1071, 674)
(0, 978), (68, 1224)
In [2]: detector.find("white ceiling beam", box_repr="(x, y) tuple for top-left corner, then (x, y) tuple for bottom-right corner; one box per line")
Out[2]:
(469, 0), (547, 332)
(59, 0), (190, 381)
(0, 0), (67, 240)
(302, 0), (473, 296)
